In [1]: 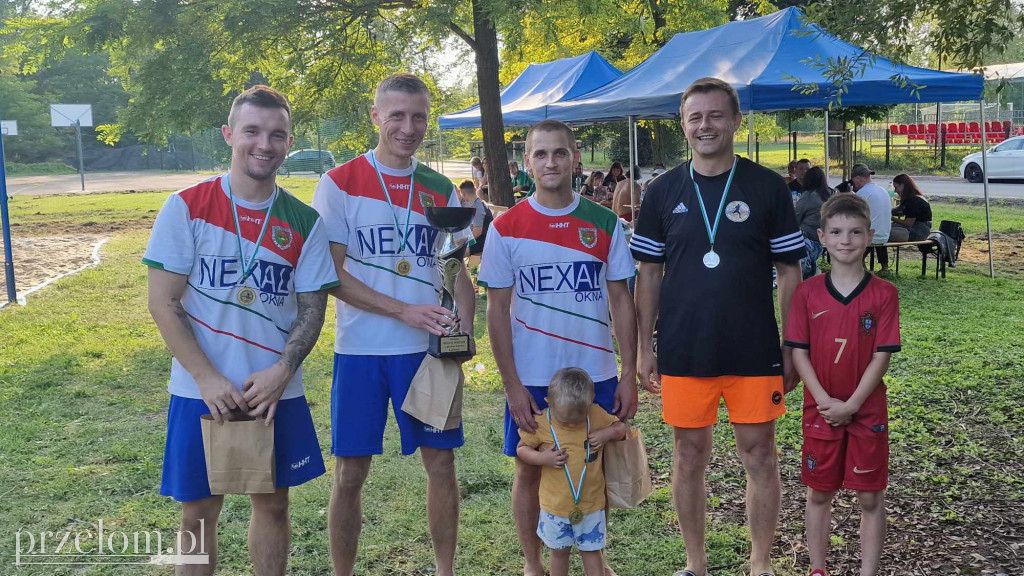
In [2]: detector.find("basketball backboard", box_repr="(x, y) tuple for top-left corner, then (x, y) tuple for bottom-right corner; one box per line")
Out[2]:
(0, 121), (16, 136)
(50, 104), (93, 127)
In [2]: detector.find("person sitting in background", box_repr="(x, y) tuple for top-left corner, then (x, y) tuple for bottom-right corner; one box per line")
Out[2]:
(789, 158), (811, 195)
(785, 160), (798, 184)
(471, 155), (489, 198)
(572, 162), (586, 192)
(795, 166), (833, 279)
(602, 162), (625, 188)
(851, 163), (893, 273)
(889, 173), (932, 242)
(580, 171), (603, 199)
(612, 167), (642, 222)
(510, 161), (535, 197)
(458, 179), (492, 260)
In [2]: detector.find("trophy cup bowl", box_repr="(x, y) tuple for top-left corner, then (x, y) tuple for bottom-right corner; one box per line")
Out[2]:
(424, 206), (477, 357)
(424, 207), (476, 260)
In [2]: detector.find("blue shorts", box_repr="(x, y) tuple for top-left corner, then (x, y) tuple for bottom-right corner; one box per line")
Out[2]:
(537, 509), (606, 551)
(503, 377), (618, 457)
(331, 352), (465, 457)
(160, 395), (326, 503)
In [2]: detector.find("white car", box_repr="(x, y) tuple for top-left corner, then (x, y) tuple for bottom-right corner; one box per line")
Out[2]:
(959, 135), (1024, 182)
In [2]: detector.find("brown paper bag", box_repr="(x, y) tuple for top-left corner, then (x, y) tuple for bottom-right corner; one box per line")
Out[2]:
(443, 371), (464, 431)
(402, 355), (464, 431)
(200, 414), (276, 495)
(604, 424), (653, 508)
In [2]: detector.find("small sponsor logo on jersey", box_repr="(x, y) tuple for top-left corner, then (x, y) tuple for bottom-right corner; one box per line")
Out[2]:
(272, 226), (293, 250)
(239, 214), (263, 225)
(672, 202), (688, 214)
(871, 424), (887, 433)
(852, 466), (877, 474)
(806, 453), (817, 471)
(811, 309), (830, 319)
(419, 191), (435, 209)
(355, 224), (440, 263)
(290, 455), (310, 470)
(860, 312), (876, 334)
(198, 256), (294, 301)
(518, 261), (604, 302)
(579, 227), (598, 249)
(771, 390), (783, 405)
(423, 425), (445, 434)
(550, 222), (570, 229)
(725, 201), (750, 222)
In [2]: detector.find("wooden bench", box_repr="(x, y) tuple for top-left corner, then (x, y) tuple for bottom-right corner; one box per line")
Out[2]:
(867, 239), (945, 278)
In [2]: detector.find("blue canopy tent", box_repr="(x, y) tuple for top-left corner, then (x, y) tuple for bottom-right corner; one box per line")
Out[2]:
(546, 7), (982, 120)
(541, 8), (995, 275)
(438, 51), (622, 129)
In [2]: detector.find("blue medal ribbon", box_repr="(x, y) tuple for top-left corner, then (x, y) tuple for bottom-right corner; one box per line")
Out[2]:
(227, 176), (279, 285)
(547, 408), (590, 509)
(689, 156), (738, 254)
(369, 150), (416, 255)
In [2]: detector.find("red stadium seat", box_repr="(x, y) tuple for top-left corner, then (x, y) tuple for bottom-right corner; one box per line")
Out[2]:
(898, 124), (908, 135)
(907, 124), (919, 140)
(889, 124), (899, 134)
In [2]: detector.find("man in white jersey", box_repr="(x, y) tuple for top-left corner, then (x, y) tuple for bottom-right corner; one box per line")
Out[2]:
(145, 85), (339, 575)
(479, 120), (638, 576)
(312, 73), (475, 576)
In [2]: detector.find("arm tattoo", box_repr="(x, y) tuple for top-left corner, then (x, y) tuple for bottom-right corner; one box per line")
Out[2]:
(171, 296), (201, 347)
(280, 290), (329, 373)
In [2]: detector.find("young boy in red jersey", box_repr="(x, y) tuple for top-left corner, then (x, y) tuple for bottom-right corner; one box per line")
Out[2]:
(784, 194), (901, 576)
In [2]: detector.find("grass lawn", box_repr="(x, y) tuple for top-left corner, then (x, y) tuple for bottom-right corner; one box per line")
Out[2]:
(0, 188), (1021, 575)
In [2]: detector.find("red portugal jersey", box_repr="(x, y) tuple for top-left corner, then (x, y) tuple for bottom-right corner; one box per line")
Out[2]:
(785, 272), (900, 440)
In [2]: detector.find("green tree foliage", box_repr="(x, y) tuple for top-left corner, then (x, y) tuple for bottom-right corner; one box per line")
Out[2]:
(798, 0), (1024, 105)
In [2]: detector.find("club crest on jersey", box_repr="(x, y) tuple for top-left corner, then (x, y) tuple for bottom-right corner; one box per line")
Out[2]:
(806, 453), (817, 471)
(725, 201), (750, 222)
(272, 226), (293, 250)
(419, 191), (435, 209)
(579, 227), (598, 249)
(860, 312), (876, 334)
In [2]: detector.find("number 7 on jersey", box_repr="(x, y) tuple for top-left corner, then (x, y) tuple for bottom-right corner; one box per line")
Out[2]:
(833, 338), (848, 364)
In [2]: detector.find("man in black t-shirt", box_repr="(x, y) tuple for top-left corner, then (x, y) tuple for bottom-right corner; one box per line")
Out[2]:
(789, 158), (811, 194)
(631, 78), (804, 576)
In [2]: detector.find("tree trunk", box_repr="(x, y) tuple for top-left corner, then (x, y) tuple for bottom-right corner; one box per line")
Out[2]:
(471, 0), (513, 207)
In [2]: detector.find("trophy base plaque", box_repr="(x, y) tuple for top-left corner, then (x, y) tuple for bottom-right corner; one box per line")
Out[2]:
(428, 333), (471, 358)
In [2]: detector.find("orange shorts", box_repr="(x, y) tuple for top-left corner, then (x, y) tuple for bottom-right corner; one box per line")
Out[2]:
(661, 375), (786, 428)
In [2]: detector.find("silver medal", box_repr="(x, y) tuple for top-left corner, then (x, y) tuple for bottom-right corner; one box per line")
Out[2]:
(703, 250), (720, 268)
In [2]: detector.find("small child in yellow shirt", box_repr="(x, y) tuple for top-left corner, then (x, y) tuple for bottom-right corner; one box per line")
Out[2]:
(517, 368), (627, 576)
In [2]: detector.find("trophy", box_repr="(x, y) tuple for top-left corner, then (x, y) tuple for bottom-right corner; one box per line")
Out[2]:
(424, 206), (476, 357)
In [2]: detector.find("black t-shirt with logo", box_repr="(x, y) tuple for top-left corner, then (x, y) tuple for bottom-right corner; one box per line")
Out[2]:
(630, 156), (805, 377)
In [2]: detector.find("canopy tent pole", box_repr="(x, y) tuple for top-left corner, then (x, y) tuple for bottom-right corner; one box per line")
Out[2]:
(748, 114), (754, 160)
(978, 101), (995, 278)
(628, 116), (637, 222)
(438, 128), (444, 176)
(823, 109), (830, 181)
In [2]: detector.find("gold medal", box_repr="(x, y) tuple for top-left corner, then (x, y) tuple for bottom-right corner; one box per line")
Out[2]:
(396, 258), (412, 276)
(237, 286), (257, 306)
(569, 508), (584, 525)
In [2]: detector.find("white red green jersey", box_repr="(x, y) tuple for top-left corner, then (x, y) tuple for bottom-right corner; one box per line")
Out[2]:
(478, 195), (635, 387)
(143, 175), (339, 400)
(312, 151), (468, 355)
